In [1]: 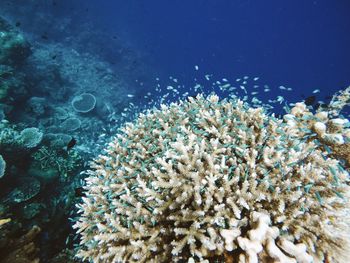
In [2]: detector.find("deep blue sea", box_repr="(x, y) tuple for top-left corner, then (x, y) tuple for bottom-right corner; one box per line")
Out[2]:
(4, 0), (349, 101)
(73, 0), (350, 100)
(0, 1), (349, 262)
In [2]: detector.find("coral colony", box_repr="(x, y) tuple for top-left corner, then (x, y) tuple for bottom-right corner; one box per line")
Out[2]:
(74, 86), (350, 262)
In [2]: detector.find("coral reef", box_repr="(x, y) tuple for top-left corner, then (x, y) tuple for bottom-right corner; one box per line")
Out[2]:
(49, 248), (80, 263)
(28, 43), (132, 110)
(323, 86), (350, 117)
(0, 60), (27, 104)
(0, 15), (30, 120)
(71, 93), (96, 114)
(19, 128), (43, 149)
(6, 177), (41, 203)
(61, 117), (81, 132)
(0, 122), (20, 147)
(0, 16), (31, 65)
(75, 90), (350, 262)
(0, 123), (43, 167)
(0, 65), (14, 101)
(22, 203), (45, 220)
(26, 97), (47, 117)
(32, 146), (82, 178)
(0, 13), (148, 262)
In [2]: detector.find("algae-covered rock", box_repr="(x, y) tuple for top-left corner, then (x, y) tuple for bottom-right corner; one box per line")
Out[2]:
(28, 165), (59, 184)
(0, 65), (14, 101)
(0, 64), (27, 103)
(44, 133), (73, 148)
(27, 97), (47, 116)
(7, 177), (41, 203)
(22, 202), (45, 219)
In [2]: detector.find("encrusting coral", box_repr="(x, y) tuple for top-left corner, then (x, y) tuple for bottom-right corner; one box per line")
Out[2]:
(74, 87), (350, 263)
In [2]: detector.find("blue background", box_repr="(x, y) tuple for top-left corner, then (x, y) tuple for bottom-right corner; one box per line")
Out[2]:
(65, 0), (350, 103)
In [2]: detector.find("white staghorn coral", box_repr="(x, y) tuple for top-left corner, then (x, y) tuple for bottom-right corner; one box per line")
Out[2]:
(74, 92), (350, 263)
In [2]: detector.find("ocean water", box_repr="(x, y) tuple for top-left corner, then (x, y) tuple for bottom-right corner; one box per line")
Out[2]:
(0, 0), (349, 262)
(72, 0), (350, 99)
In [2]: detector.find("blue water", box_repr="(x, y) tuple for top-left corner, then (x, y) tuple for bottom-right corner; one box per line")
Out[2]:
(72, 0), (350, 101)
(4, 0), (350, 101)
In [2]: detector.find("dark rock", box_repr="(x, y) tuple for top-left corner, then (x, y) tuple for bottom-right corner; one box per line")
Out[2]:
(0, 16), (31, 65)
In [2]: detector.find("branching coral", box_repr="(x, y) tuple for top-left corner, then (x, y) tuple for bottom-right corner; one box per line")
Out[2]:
(33, 146), (81, 177)
(74, 90), (350, 263)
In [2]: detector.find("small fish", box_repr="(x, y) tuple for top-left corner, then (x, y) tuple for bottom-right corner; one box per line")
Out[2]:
(127, 94), (134, 98)
(194, 84), (201, 91)
(194, 65), (199, 70)
(15, 21), (21, 27)
(312, 89), (320, 94)
(75, 187), (86, 197)
(276, 96), (284, 104)
(221, 83), (231, 88)
(67, 137), (76, 151)
(240, 85), (247, 94)
(304, 96), (316, 106)
(205, 74), (211, 80)
(315, 102), (327, 110)
(41, 33), (49, 40)
(275, 113), (283, 119)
